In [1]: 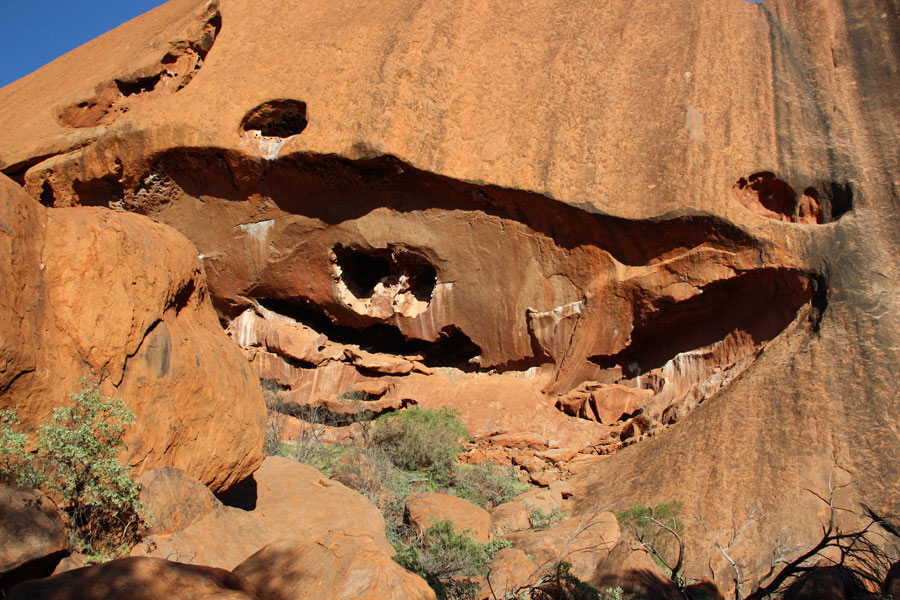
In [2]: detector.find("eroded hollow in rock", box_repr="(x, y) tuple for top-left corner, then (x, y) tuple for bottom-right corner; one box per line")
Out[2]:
(258, 298), (481, 370)
(240, 100), (308, 139)
(734, 172), (852, 224)
(332, 245), (437, 319)
(585, 267), (816, 425)
(57, 8), (221, 128)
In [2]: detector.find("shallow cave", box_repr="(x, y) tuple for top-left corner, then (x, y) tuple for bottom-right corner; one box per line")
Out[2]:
(240, 99), (308, 138)
(332, 244), (437, 302)
(590, 268), (815, 376)
(257, 297), (480, 369)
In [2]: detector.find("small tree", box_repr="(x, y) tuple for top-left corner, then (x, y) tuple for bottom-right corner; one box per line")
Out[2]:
(0, 381), (147, 558)
(616, 502), (686, 585)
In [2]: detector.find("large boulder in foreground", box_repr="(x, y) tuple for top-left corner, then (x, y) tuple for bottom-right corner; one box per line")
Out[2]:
(133, 457), (393, 569)
(0, 485), (68, 592)
(6, 557), (256, 600)
(405, 492), (493, 543)
(0, 175), (266, 492)
(233, 536), (436, 600)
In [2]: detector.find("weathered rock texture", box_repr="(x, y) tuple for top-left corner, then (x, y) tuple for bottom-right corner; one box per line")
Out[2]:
(0, 485), (68, 592)
(132, 457), (393, 570)
(0, 175), (265, 492)
(233, 536), (436, 600)
(1, 0), (899, 592)
(6, 557), (256, 600)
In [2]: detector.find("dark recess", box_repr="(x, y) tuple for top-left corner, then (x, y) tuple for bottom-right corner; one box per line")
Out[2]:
(39, 181), (55, 207)
(240, 100), (308, 138)
(590, 268), (813, 376)
(258, 297), (481, 369)
(333, 245), (437, 302)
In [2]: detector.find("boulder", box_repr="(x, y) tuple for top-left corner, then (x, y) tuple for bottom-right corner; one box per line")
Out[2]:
(0, 484), (68, 592)
(6, 557), (256, 600)
(233, 536), (436, 600)
(490, 502), (532, 534)
(517, 488), (563, 516)
(505, 513), (619, 581)
(138, 466), (220, 536)
(590, 541), (677, 598)
(0, 176), (266, 493)
(133, 457), (392, 569)
(484, 548), (537, 598)
(405, 492), (493, 543)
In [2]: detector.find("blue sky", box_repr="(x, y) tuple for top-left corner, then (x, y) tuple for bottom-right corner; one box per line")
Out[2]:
(0, 1), (165, 88)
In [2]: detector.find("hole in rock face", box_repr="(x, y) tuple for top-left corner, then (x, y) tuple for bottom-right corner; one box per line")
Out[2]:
(56, 7), (221, 128)
(333, 246), (391, 298)
(735, 172), (799, 222)
(332, 245), (438, 318)
(240, 100), (308, 139)
(257, 298), (481, 369)
(734, 173), (853, 224)
(39, 181), (55, 207)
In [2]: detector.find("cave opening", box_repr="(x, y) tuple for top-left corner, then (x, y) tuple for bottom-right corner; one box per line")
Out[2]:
(332, 244), (437, 302)
(240, 99), (308, 138)
(257, 298), (480, 369)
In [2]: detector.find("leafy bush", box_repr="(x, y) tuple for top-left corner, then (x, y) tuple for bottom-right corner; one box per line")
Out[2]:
(0, 382), (147, 558)
(529, 560), (602, 600)
(370, 407), (469, 485)
(451, 462), (528, 508)
(530, 506), (564, 530)
(394, 519), (510, 600)
(337, 389), (377, 402)
(615, 502), (684, 577)
(0, 408), (40, 487)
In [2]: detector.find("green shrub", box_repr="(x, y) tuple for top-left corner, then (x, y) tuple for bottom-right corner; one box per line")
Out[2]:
(337, 390), (377, 402)
(0, 381), (147, 558)
(0, 408), (40, 488)
(36, 383), (147, 557)
(451, 462), (528, 508)
(369, 408), (469, 485)
(615, 502), (684, 577)
(529, 560), (602, 600)
(330, 446), (414, 529)
(394, 519), (510, 600)
(530, 506), (564, 530)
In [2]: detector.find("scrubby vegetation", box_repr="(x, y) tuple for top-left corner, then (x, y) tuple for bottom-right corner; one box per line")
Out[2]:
(0, 381), (147, 560)
(263, 402), (525, 598)
(395, 519), (511, 600)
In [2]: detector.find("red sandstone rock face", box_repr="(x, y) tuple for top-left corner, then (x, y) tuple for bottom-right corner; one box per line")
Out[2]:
(1, 0), (900, 593)
(0, 174), (265, 493)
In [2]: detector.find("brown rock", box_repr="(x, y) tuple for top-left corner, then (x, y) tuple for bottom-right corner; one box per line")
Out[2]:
(517, 488), (563, 515)
(685, 579), (726, 600)
(0, 177), (265, 493)
(7, 557), (256, 600)
(406, 492), (493, 543)
(133, 457), (391, 570)
(485, 548), (537, 598)
(530, 470), (560, 487)
(590, 541), (678, 598)
(490, 502), (532, 534)
(233, 536), (436, 600)
(138, 466), (219, 537)
(0, 485), (68, 592)
(343, 347), (415, 375)
(548, 480), (575, 499)
(505, 513), (619, 581)
(557, 383), (651, 425)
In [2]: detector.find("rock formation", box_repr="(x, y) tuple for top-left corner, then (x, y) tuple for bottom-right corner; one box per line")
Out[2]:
(0, 174), (266, 492)
(1, 0), (899, 593)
